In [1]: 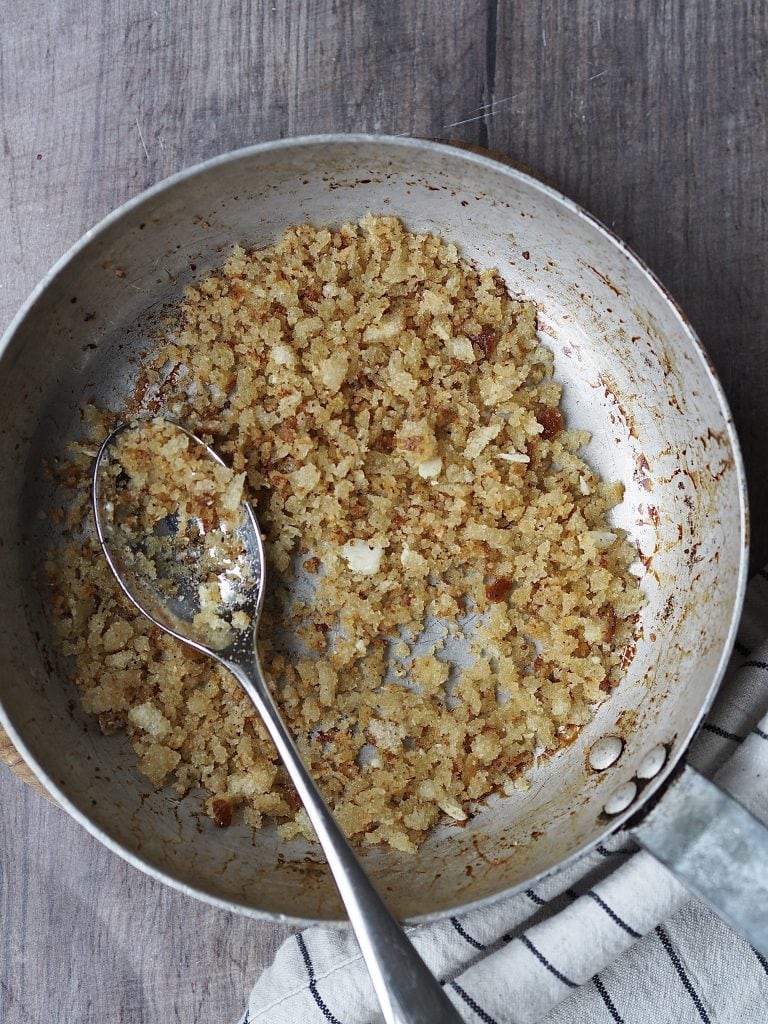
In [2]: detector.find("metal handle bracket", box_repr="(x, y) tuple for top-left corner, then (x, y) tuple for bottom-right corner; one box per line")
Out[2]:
(632, 763), (768, 956)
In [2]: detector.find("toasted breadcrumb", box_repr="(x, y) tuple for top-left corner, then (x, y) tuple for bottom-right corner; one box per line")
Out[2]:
(48, 215), (642, 852)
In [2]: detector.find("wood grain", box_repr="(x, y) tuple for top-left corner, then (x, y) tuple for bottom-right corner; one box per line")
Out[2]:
(1, 1), (767, 1021)
(0, 765), (296, 1024)
(0, 727), (53, 801)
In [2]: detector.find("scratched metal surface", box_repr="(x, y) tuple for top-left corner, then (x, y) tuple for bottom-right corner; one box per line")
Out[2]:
(0, 138), (746, 928)
(1, 4), (764, 1023)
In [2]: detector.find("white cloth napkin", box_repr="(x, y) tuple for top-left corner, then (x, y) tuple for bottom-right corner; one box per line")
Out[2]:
(241, 572), (768, 1023)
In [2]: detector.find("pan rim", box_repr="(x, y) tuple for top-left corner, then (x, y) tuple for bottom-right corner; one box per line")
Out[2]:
(0, 133), (749, 927)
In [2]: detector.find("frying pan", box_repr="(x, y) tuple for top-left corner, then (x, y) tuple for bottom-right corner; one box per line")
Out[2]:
(1, 136), (765, 951)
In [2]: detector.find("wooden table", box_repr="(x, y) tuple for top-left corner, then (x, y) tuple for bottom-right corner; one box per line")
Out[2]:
(2, 3), (766, 1021)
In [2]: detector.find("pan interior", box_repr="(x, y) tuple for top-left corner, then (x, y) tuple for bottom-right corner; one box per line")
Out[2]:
(0, 138), (745, 922)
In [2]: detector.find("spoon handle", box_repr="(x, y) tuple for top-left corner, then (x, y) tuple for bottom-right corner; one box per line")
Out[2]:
(224, 655), (465, 1024)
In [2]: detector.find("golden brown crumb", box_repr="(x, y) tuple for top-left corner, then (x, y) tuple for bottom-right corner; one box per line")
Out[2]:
(48, 215), (643, 853)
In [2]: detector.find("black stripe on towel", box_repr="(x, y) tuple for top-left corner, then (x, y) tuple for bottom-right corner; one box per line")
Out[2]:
(519, 934), (578, 988)
(525, 888), (547, 906)
(656, 926), (711, 1023)
(751, 946), (768, 975)
(451, 916), (487, 950)
(295, 933), (344, 1024)
(450, 980), (500, 1024)
(593, 973), (624, 1023)
(754, 726), (768, 741)
(585, 890), (642, 938)
(741, 660), (768, 672)
(595, 843), (632, 860)
(702, 722), (744, 742)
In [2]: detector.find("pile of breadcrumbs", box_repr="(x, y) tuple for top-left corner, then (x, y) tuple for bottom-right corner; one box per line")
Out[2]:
(49, 215), (642, 853)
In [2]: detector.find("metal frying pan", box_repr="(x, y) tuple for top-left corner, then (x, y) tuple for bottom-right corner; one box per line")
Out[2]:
(0, 136), (765, 949)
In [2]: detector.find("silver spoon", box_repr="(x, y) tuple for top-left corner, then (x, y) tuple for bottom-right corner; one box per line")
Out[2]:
(92, 419), (465, 1024)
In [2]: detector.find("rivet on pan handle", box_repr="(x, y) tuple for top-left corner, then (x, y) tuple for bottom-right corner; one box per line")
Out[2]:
(631, 764), (768, 956)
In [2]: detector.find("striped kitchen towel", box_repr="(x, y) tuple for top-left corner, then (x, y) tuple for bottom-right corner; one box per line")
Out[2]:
(240, 572), (768, 1023)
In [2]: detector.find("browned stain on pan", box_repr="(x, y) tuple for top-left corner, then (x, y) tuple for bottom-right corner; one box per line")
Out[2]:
(584, 263), (622, 297)
(633, 453), (653, 491)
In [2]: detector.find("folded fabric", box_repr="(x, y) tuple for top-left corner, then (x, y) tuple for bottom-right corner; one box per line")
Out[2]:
(241, 573), (768, 1024)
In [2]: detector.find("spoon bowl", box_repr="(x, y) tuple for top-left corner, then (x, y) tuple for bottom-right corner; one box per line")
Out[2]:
(92, 420), (265, 659)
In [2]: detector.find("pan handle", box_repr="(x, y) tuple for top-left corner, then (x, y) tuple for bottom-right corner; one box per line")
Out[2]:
(630, 763), (768, 956)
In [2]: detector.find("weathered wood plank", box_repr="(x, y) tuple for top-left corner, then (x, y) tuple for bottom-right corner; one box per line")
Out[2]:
(0, 0), (490, 334)
(0, 729), (53, 801)
(0, 766), (295, 1023)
